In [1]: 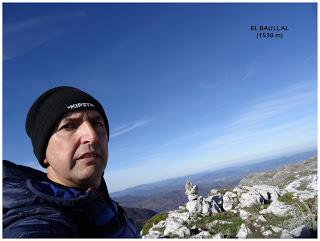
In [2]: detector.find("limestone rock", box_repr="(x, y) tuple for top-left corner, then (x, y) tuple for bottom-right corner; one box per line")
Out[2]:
(252, 185), (280, 202)
(185, 180), (193, 192)
(280, 229), (293, 238)
(284, 175), (317, 201)
(142, 230), (161, 239)
(186, 199), (202, 215)
(176, 226), (191, 238)
(212, 232), (224, 239)
(205, 195), (214, 203)
(212, 194), (223, 205)
(163, 220), (182, 235)
(239, 209), (252, 220)
(143, 158), (317, 239)
(168, 210), (190, 223)
(211, 200), (222, 214)
(185, 181), (199, 195)
(209, 189), (218, 195)
(239, 190), (262, 208)
(239, 185), (281, 208)
(222, 191), (236, 211)
(259, 200), (297, 217)
(207, 220), (232, 230)
(257, 215), (267, 222)
(262, 230), (273, 236)
(236, 223), (251, 238)
(193, 230), (211, 238)
(201, 201), (211, 216)
(270, 225), (282, 233)
(289, 225), (313, 238)
(163, 220), (190, 238)
(187, 194), (199, 201)
(253, 222), (261, 228)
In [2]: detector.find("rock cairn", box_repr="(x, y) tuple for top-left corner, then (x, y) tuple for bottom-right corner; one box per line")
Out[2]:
(185, 180), (221, 216)
(142, 158), (317, 239)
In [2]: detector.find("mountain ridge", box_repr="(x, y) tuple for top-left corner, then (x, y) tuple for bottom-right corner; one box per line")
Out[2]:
(141, 156), (318, 238)
(112, 149), (316, 198)
(113, 150), (316, 213)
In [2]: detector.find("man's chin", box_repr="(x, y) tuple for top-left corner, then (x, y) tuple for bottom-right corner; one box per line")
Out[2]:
(77, 167), (104, 185)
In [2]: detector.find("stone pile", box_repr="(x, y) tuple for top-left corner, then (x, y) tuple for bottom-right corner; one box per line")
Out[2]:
(142, 158), (318, 239)
(185, 181), (221, 216)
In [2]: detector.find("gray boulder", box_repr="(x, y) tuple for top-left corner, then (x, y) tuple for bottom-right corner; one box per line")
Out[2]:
(289, 225), (313, 238)
(186, 199), (202, 215)
(236, 223), (252, 238)
(239, 209), (252, 220)
(163, 220), (190, 238)
(222, 191), (236, 211)
(201, 201), (211, 216)
(259, 200), (297, 217)
(212, 232), (224, 239)
(193, 230), (211, 238)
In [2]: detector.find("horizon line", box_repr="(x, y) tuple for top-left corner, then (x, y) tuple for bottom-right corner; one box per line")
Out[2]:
(110, 147), (317, 194)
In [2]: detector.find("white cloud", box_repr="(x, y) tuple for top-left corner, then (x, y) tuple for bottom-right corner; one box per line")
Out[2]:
(4, 10), (86, 35)
(3, 10), (86, 60)
(110, 119), (151, 138)
(107, 81), (316, 191)
(200, 115), (316, 151)
(241, 62), (259, 81)
(230, 81), (316, 127)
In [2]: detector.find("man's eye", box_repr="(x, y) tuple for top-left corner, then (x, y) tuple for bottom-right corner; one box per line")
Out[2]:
(93, 121), (104, 128)
(60, 123), (75, 130)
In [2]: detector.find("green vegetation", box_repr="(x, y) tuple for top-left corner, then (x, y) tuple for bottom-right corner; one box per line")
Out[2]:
(304, 197), (318, 214)
(278, 193), (317, 214)
(262, 197), (318, 233)
(188, 212), (243, 238)
(296, 180), (311, 191)
(247, 229), (281, 239)
(209, 219), (242, 238)
(244, 203), (270, 215)
(141, 212), (168, 236)
(280, 175), (298, 187)
(282, 198), (318, 231)
(246, 230), (264, 239)
(152, 227), (165, 233)
(264, 213), (292, 228)
(278, 192), (295, 205)
(246, 222), (282, 239)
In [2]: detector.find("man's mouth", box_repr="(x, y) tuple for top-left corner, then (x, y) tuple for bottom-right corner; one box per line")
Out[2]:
(77, 152), (99, 160)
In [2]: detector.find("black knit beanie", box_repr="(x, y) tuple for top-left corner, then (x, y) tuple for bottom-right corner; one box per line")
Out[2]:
(25, 86), (109, 168)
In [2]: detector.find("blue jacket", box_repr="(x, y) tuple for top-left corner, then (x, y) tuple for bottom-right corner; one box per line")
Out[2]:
(3, 160), (141, 238)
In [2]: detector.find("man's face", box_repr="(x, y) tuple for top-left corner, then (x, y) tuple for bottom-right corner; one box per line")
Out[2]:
(44, 110), (108, 189)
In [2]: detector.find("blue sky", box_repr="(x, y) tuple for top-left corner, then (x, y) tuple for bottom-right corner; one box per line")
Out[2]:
(3, 3), (317, 192)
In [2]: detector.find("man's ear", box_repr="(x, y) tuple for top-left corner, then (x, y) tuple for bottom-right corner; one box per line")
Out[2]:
(43, 158), (49, 165)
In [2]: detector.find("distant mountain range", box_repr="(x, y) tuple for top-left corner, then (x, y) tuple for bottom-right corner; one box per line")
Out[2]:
(113, 150), (317, 214)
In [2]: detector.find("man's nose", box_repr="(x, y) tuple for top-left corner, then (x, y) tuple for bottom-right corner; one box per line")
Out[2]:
(79, 121), (98, 144)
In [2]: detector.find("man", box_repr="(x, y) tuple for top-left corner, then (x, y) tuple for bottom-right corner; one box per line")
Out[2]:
(3, 86), (141, 238)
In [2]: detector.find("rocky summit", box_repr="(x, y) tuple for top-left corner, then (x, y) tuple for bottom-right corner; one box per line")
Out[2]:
(141, 156), (317, 238)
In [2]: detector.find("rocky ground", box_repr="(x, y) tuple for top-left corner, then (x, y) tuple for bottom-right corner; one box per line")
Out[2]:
(141, 156), (317, 238)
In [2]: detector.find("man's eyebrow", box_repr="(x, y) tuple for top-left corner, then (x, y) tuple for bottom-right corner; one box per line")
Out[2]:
(89, 115), (104, 122)
(60, 114), (103, 122)
(60, 116), (82, 122)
